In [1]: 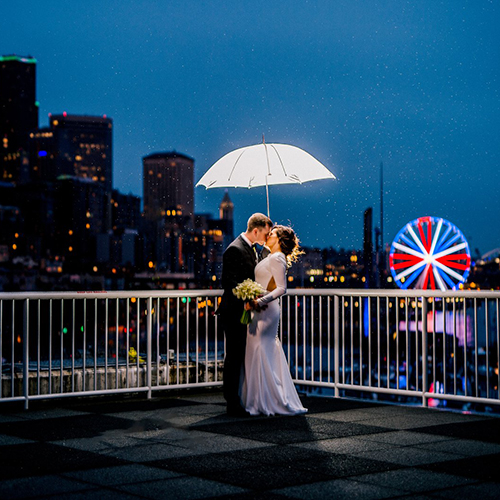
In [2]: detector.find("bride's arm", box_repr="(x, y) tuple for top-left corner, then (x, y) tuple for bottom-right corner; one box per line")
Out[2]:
(256, 253), (287, 306)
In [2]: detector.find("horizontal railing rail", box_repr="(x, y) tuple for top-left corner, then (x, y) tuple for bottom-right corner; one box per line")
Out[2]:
(1, 289), (499, 411)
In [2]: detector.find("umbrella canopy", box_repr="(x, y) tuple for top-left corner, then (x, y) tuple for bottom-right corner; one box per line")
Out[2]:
(196, 142), (336, 216)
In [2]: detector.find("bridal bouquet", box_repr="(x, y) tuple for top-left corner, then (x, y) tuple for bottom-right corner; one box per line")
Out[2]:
(232, 279), (266, 324)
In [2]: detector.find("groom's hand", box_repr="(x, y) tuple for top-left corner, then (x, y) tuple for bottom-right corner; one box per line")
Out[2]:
(253, 300), (268, 312)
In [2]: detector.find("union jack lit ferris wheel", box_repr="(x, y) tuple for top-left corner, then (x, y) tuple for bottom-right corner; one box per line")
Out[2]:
(389, 216), (471, 291)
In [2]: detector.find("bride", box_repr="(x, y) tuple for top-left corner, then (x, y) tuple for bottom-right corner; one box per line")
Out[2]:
(240, 225), (307, 416)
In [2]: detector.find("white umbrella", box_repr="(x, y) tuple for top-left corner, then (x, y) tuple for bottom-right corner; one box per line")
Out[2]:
(196, 140), (336, 217)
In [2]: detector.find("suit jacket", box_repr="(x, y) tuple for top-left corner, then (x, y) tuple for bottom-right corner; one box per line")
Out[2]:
(218, 235), (270, 320)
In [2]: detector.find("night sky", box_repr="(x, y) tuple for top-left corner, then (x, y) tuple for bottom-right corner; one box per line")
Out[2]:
(2, 1), (499, 255)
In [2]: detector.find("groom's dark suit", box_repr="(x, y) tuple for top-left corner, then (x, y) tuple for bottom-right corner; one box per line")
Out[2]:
(219, 235), (270, 412)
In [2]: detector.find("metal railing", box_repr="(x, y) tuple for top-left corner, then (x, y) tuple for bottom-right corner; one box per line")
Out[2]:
(1, 289), (499, 411)
(283, 289), (500, 411)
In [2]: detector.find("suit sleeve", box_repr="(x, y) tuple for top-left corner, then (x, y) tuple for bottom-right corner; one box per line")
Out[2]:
(257, 253), (287, 306)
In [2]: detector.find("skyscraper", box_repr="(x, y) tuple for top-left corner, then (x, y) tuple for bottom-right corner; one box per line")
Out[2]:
(219, 190), (234, 247)
(0, 55), (39, 184)
(142, 152), (194, 222)
(30, 114), (113, 191)
(219, 190), (234, 221)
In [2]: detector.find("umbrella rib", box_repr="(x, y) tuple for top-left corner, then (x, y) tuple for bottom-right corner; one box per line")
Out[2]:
(269, 144), (288, 176)
(228, 149), (247, 183)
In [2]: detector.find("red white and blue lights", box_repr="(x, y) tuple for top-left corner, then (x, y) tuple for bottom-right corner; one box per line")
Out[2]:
(389, 216), (471, 290)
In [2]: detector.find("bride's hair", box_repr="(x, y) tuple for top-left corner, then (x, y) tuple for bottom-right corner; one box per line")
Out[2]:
(274, 225), (304, 267)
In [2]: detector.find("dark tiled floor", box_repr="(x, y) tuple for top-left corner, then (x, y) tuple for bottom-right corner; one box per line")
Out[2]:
(0, 391), (499, 499)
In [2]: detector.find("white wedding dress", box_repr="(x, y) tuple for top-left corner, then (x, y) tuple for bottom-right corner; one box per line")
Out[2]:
(241, 251), (307, 416)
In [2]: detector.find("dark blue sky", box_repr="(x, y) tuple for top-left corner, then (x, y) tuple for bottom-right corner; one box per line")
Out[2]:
(2, 1), (499, 254)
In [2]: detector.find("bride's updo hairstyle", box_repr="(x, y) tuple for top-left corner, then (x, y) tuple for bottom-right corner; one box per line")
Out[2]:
(274, 225), (304, 267)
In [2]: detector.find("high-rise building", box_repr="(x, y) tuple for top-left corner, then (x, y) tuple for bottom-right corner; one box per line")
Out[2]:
(30, 114), (113, 191)
(219, 190), (234, 220)
(142, 152), (194, 221)
(219, 190), (234, 246)
(0, 55), (39, 184)
(53, 176), (110, 267)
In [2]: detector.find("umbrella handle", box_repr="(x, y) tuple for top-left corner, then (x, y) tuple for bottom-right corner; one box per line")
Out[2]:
(266, 181), (270, 218)
(264, 135), (270, 218)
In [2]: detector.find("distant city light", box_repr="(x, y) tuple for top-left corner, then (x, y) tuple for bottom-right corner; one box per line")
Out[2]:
(38, 150), (47, 157)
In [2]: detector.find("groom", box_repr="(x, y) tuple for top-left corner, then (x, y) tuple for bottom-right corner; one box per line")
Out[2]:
(219, 213), (273, 416)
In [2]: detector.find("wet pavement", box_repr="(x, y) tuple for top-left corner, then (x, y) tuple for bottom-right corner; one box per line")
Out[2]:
(1, 390), (499, 499)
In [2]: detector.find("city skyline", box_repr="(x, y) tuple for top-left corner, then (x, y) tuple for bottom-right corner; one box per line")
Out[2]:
(1, 1), (499, 254)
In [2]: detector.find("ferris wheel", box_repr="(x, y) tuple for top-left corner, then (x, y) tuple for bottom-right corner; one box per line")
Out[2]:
(389, 216), (471, 291)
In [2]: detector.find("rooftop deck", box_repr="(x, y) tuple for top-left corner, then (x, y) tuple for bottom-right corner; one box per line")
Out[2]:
(1, 390), (499, 499)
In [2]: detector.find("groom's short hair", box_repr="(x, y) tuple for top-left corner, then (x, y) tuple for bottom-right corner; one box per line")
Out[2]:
(247, 213), (273, 231)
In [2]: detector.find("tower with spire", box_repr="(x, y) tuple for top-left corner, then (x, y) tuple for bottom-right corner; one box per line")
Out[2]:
(219, 190), (234, 221)
(219, 190), (234, 242)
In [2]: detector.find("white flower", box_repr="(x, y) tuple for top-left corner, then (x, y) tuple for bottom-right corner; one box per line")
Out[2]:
(232, 279), (266, 301)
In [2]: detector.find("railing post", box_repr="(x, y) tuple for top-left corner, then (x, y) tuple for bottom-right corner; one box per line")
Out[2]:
(422, 297), (428, 408)
(147, 297), (152, 399)
(334, 295), (340, 398)
(23, 299), (29, 410)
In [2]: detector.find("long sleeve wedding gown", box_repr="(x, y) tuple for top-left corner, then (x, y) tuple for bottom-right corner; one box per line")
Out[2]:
(240, 251), (307, 416)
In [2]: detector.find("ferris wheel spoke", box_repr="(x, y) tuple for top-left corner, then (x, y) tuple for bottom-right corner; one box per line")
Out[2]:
(433, 260), (465, 282)
(436, 232), (461, 254)
(391, 253), (422, 261)
(408, 225), (428, 255)
(432, 266), (448, 291)
(395, 258), (426, 281)
(418, 264), (431, 289)
(419, 217), (433, 253)
(437, 253), (470, 261)
(391, 253), (424, 270)
(401, 265), (425, 289)
(392, 259), (422, 270)
(423, 263), (437, 290)
(429, 218), (443, 256)
(436, 254), (470, 270)
(400, 233), (421, 252)
(428, 266), (437, 290)
(417, 221), (429, 253)
(434, 225), (453, 254)
(440, 267), (459, 289)
(433, 242), (467, 260)
(393, 242), (426, 259)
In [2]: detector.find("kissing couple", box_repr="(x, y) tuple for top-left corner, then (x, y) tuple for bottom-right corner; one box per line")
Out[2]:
(218, 213), (308, 417)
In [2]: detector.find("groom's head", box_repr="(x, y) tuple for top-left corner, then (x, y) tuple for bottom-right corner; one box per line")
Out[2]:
(246, 213), (273, 245)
